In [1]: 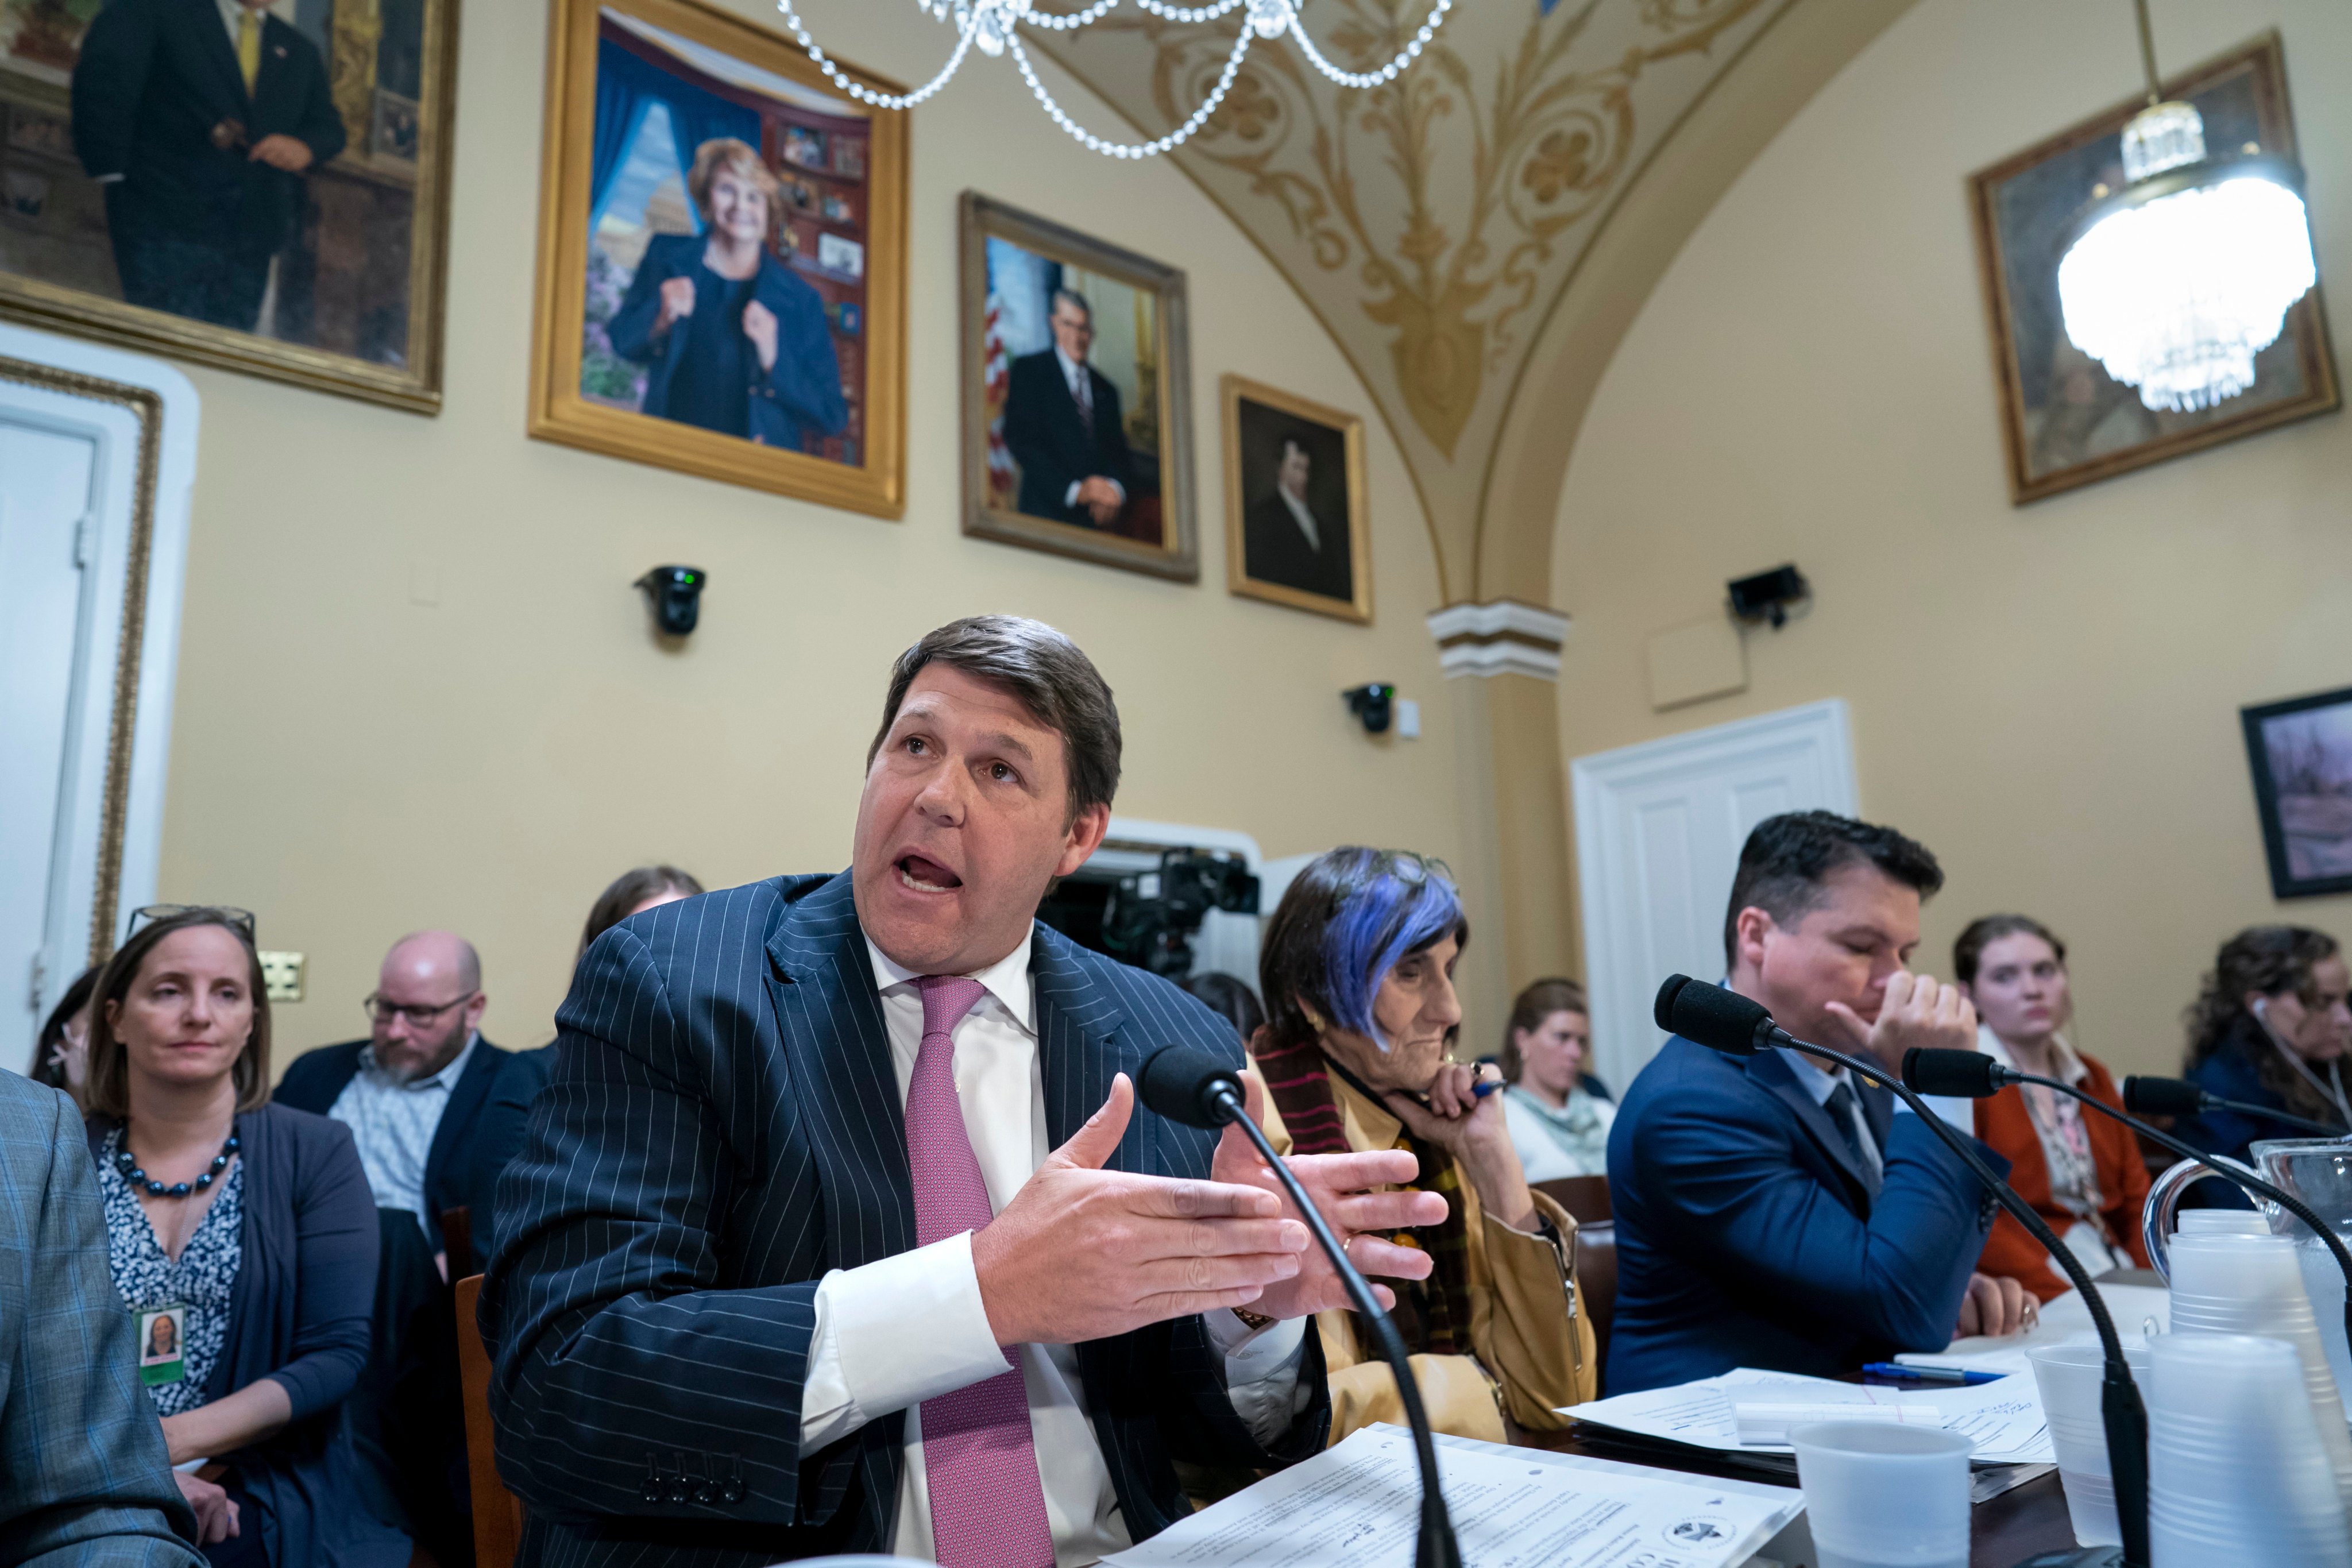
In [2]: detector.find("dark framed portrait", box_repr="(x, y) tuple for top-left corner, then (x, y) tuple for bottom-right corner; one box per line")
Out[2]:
(1222, 374), (1369, 623)
(529, 0), (906, 517)
(0, 0), (459, 412)
(1967, 32), (2338, 505)
(2242, 685), (2352, 900)
(959, 191), (1195, 581)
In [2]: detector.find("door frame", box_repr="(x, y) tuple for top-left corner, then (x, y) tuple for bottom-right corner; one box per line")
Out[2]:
(1, 324), (200, 1014)
(1570, 699), (1857, 1088)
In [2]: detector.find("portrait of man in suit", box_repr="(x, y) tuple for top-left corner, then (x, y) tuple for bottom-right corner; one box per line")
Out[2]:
(69, 0), (347, 331)
(1226, 378), (1369, 621)
(1002, 288), (1138, 530)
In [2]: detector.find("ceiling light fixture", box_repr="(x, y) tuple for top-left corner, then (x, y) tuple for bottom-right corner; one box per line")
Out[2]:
(770, 0), (1450, 160)
(2056, 0), (2318, 414)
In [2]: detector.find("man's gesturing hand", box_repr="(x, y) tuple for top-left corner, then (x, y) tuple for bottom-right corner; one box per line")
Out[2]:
(1210, 1071), (1449, 1320)
(1824, 969), (1977, 1073)
(972, 1073), (1310, 1346)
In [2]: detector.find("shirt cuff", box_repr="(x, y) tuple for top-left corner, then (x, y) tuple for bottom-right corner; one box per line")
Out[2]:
(1895, 1095), (1976, 1134)
(93, 172), (125, 184)
(829, 1230), (1013, 1420)
(1063, 481), (1083, 507)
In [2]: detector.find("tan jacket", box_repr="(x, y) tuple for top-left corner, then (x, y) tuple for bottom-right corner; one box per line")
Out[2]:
(1261, 1073), (1597, 1443)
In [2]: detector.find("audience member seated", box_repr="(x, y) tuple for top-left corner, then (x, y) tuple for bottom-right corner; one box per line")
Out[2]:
(578, 864), (706, 957)
(1953, 915), (2148, 1300)
(29, 963), (101, 1111)
(1607, 812), (2027, 1394)
(84, 907), (401, 1566)
(1180, 968), (1268, 1046)
(1254, 847), (1595, 1442)
(1499, 976), (1615, 1181)
(274, 930), (549, 1277)
(2174, 925), (2351, 1169)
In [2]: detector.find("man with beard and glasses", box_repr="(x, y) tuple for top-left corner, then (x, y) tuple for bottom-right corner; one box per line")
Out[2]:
(275, 930), (549, 1277)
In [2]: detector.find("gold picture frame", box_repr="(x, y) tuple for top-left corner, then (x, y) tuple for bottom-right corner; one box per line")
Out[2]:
(1966, 32), (2338, 505)
(528, 0), (906, 517)
(0, 0), (462, 414)
(959, 191), (1196, 580)
(1222, 374), (1369, 623)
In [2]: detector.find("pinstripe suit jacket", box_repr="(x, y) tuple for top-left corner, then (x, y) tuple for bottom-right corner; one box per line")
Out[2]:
(0, 1071), (202, 1566)
(482, 871), (1331, 1566)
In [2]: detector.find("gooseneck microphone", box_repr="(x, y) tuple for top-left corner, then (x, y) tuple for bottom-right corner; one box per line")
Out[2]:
(1656, 976), (2149, 1568)
(1138, 1045), (1462, 1568)
(1906, 1048), (2352, 1355)
(2120, 1073), (2343, 1138)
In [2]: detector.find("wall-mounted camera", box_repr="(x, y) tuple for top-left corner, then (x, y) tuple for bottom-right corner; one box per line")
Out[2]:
(1727, 564), (1810, 630)
(1343, 682), (1396, 735)
(635, 566), (707, 637)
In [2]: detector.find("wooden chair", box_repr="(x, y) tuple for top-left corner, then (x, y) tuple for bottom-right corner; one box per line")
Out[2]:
(1533, 1175), (1612, 1226)
(1573, 1222), (1617, 1389)
(454, 1275), (524, 1568)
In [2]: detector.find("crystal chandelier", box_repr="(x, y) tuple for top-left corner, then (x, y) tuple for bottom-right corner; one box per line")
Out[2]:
(771, 0), (1452, 159)
(2055, 0), (2317, 413)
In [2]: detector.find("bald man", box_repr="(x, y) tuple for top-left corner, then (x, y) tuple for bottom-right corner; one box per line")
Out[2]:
(276, 931), (550, 1275)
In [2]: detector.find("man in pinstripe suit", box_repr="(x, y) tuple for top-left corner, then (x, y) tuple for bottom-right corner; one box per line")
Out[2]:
(485, 616), (1446, 1567)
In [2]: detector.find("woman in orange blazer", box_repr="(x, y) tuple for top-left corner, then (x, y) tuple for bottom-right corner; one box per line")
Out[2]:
(1955, 915), (2150, 1301)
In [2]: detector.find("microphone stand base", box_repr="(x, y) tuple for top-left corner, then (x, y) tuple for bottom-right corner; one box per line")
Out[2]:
(2009, 1548), (2126, 1567)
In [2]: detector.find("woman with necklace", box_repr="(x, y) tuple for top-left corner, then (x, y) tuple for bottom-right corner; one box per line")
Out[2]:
(1953, 915), (2149, 1300)
(83, 907), (400, 1567)
(1252, 848), (1595, 1444)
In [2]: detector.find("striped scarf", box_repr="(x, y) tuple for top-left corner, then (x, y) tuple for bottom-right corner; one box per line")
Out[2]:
(1253, 1033), (1474, 1357)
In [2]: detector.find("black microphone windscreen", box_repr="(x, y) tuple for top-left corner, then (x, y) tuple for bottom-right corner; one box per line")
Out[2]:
(1138, 1045), (1243, 1130)
(1903, 1047), (2002, 1099)
(2123, 1075), (2205, 1119)
(1658, 976), (1775, 1056)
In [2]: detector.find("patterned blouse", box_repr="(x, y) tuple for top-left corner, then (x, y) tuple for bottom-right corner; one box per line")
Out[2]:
(98, 1127), (244, 1418)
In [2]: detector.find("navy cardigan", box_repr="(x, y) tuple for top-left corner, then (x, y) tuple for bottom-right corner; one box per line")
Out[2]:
(89, 1102), (405, 1567)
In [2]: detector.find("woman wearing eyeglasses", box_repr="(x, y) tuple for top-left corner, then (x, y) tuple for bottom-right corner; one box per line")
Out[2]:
(1252, 848), (1596, 1445)
(83, 907), (404, 1566)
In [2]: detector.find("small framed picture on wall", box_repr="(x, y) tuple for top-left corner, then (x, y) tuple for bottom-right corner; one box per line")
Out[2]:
(1221, 374), (1370, 623)
(2242, 685), (2352, 899)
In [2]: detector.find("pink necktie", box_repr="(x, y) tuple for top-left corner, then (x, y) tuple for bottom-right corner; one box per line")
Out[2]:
(907, 975), (1056, 1568)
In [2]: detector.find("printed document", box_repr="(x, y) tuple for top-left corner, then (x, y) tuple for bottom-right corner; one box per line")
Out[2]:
(1562, 1365), (2053, 1465)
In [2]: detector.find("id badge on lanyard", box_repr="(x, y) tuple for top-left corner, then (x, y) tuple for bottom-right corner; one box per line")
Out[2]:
(137, 1304), (187, 1387)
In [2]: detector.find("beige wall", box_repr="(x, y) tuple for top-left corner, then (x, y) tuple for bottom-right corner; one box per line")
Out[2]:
(1550, 0), (2352, 1076)
(151, 0), (1479, 1064)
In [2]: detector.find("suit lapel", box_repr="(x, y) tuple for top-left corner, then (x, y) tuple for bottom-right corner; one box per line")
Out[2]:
(190, 0), (256, 111)
(1745, 1046), (1878, 1207)
(763, 874), (916, 1269)
(250, 16), (293, 113)
(423, 1037), (499, 1196)
(1030, 925), (1144, 1176)
(1859, 1077), (1897, 1152)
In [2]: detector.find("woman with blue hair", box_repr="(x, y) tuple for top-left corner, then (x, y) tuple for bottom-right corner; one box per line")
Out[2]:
(1253, 848), (1594, 1443)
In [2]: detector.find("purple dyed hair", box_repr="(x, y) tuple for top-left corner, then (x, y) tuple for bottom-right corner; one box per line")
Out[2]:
(1259, 847), (1468, 1053)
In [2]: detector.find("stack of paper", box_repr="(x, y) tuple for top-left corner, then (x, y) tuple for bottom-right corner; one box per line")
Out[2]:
(1893, 1281), (2172, 1377)
(1101, 1424), (1803, 1568)
(1563, 1366), (2052, 1465)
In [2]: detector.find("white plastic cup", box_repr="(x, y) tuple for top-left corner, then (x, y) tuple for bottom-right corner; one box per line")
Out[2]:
(2147, 1332), (2351, 1567)
(2026, 1338), (2152, 1548)
(2175, 1210), (2272, 1235)
(1789, 1421), (1972, 1568)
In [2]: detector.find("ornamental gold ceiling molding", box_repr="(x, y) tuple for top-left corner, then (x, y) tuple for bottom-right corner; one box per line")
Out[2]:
(1025, 0), (1791, 600)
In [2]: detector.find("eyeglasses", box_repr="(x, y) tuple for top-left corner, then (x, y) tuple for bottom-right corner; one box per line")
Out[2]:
(1375, 851), (1453, 886)
(364, 991), (479, 1029)
(127, 905), (257, 938)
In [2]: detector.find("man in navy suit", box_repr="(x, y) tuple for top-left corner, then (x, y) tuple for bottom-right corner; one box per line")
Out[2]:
(1605, 812), (2032, 1394)
(1003, 291), (1136, 530)
(484, 615), (1446, 1566)
(71, 0), (347, 330)
(276, 930), (549, 1277)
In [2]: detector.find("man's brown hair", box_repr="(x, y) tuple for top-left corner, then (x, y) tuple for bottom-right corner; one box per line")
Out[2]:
(867, 616), (1122, 822)
(84, 908), (272, 1118)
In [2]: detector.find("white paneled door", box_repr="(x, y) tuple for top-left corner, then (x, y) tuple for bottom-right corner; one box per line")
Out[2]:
(1571, 700), (1858, 1091)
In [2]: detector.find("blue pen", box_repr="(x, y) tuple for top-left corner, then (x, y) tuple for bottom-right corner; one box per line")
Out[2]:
(1861, 1362), (2006, 1385)
(1471, 1076), (1503, 1099)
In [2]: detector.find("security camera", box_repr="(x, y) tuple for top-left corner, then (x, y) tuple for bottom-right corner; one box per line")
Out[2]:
(635, 566), (706, 637)
(1343, 683), (1396, 735)
(1727, 564), (1810, 629)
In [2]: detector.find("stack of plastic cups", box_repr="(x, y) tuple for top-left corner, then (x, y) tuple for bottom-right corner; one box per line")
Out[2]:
(2166, 1232), (2352, 1514)
(2173, 1210), (2271, 1236)
(2146, 1331), (2351, 1565)
(2025, 1338), (2152, 1548)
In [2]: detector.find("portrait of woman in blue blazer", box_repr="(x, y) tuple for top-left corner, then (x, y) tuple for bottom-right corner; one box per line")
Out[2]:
(608, 137), (847, 450)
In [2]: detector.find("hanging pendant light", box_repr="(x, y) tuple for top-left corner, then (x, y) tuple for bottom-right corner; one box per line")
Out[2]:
(2056, 0), (2318, 413)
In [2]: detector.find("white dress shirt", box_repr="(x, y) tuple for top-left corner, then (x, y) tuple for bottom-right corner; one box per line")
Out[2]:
(328, 1031), (478, 1231)
(797, 932), (1305, 1567)
(1052, 346), (1126, 510)
(1775, 1045), (1975, 1169)
(1276, 486), (1322, 553)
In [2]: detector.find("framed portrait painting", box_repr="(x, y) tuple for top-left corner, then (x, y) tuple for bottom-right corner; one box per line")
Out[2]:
(2242, 685), (2352, 900)
(959, 191), (1195, 581)
(0, 0), (459, 411)
(1221, 374), (1369, 623)
(1967, 33), (2338, 505)
(528, 0), (906, 517)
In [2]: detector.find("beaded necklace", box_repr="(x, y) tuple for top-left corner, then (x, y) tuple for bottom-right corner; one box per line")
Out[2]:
(115, 1130), (241, 1199)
